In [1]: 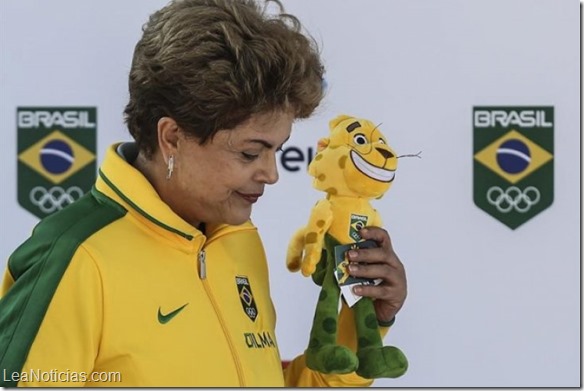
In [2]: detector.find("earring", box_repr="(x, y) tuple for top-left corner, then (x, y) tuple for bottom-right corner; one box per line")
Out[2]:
(166, 155), (174, 180)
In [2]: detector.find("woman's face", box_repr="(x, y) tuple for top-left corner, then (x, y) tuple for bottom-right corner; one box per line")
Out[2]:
(169, 111), (294, 227)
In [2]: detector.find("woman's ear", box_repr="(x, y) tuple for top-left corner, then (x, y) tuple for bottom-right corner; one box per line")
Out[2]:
(157, 117), (180, 163)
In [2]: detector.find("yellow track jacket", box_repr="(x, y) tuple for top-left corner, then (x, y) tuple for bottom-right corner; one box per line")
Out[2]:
(0, 143), (381, 387)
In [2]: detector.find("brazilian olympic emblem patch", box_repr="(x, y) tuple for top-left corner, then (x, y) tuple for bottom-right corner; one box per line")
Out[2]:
(236, 276), (258, 322)
(17, 107), (97, 219)
(349, 214), (368, 241)
(473, 106), (554, 229)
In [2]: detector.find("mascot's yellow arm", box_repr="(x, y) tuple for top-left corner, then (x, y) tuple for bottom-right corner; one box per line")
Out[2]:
(286, 199), (333, 276)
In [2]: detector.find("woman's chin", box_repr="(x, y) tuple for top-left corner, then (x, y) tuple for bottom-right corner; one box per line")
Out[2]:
(223, 208), (252, 226)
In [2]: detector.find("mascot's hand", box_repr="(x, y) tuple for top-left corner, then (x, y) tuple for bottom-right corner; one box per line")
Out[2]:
(300, 242), (322, 276)
(286, 232), (323, 276)
(286, 228), (305, 272)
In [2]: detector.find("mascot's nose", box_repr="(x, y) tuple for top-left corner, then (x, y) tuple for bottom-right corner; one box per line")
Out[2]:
(376, 147), (394, 159)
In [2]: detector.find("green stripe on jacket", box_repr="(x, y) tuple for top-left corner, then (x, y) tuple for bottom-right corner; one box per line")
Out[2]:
(0, 190), (126, 387)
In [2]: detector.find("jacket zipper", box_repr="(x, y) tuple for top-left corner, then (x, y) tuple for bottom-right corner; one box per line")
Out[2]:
(198, 250), (206, 279)
(197, 249), (246, 386)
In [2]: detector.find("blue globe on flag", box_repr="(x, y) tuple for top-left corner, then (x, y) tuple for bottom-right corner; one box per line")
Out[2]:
(40, 140), (74, 174)
(496, 139), (530, 174)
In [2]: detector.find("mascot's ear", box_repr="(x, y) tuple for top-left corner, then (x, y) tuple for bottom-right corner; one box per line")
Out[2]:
(316, 137), (330, 152)
(328, 114), (354, 130)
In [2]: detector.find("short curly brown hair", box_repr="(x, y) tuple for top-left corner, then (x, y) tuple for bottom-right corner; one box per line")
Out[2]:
(124, 0), (325, 158)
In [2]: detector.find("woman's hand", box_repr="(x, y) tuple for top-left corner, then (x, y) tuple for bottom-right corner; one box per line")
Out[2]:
(346, 227), (407, 324)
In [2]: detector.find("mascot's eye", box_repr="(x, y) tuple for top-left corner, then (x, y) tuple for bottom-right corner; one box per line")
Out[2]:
(353, 134), (368, 145)
(378, 139), (386, 144)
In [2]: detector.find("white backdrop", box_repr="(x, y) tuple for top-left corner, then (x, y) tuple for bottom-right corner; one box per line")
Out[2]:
(0, 0), (580, 387)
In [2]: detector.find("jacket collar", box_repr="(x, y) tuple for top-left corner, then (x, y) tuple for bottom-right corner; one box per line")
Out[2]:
(95, 143), (257, 246)
(95, 143), (203, 244)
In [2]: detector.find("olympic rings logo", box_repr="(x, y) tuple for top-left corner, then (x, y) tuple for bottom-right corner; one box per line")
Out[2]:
(486, 186), (540, 213)
(30, 186), (84, 214)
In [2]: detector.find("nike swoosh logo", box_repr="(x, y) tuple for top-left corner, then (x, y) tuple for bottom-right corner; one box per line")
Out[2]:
(158, 303), (188, 324)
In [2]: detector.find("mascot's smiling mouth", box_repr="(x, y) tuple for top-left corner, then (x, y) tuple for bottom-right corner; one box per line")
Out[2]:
(350, 150), (395, 182)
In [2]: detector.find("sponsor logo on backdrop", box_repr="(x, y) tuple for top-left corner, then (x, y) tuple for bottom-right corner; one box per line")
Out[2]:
(17, 107), (97, 219)
(278, 146), (314, 172)
(473, 107), (554, 229)
(278, 77), (326, 173)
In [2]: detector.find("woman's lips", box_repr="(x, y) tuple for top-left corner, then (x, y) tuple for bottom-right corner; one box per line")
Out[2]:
(237, 192), (262, 204)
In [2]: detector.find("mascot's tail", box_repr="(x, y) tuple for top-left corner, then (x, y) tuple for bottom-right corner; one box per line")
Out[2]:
(286, 227), (306, 272)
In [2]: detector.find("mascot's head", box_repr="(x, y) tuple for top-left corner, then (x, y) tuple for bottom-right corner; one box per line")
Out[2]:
(308, 114), (397, 199)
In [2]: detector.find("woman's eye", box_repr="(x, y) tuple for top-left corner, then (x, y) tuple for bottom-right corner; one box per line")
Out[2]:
(242, 152), (259, 161)
(353, 134), (368, 145)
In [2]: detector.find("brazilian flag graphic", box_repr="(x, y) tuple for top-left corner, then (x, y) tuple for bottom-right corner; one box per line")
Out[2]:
(17, 107), (97, 219)
(473, 106), (554, 229)
(349, 214), (368, 241)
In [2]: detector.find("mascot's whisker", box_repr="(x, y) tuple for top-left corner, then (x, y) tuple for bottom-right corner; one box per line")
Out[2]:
(398, 151), (422, 159)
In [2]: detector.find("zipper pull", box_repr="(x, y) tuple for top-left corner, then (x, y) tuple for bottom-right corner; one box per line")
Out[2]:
(198, 250), (206, 279)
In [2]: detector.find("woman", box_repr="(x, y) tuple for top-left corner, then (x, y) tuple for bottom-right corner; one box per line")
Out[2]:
(0, 0), (407, 386)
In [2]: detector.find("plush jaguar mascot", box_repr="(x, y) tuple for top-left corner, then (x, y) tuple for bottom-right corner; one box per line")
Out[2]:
(286, 114), (408, 379)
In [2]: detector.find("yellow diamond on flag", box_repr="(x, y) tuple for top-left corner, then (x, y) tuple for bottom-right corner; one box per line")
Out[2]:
(18, 130), (95, 185)
(474, 130), (553, 184)
(240, 286), (253, 306)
